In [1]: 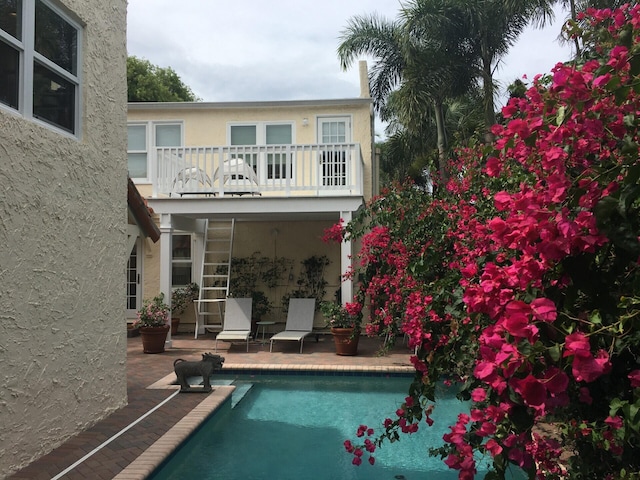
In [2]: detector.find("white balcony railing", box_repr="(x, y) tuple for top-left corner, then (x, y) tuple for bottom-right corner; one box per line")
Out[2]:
(151, 144), (364, 198)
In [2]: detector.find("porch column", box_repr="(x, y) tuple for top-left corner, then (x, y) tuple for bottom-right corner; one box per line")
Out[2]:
(159, 214), (173, 348)
(340, 211), (353, 305)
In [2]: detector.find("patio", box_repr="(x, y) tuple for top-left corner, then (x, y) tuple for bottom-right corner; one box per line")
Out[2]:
(9, 333), (415, 480)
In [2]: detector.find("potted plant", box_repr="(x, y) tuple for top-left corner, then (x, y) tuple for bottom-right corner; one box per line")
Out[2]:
(320, 300), (362, 356)
(134, 293), (170, 353)
(171, 282), (199, 335)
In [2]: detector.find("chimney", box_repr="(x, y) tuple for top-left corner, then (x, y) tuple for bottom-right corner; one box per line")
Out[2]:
(358, 60), (370, 98)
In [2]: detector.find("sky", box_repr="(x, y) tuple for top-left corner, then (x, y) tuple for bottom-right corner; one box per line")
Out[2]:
(127, 1), (574, 137)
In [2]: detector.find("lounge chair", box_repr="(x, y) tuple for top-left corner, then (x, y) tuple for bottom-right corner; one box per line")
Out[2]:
(270, 298), (316, 353)
(215, 298), (253, 352)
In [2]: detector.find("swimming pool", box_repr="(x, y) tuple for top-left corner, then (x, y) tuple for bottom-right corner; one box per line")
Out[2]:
(149, 374), (519, 480)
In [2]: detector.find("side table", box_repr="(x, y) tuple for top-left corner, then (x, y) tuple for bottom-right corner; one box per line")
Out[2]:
(255, 321), (276, 344)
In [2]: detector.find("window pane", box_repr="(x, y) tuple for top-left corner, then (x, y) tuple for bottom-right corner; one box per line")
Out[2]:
(321, 121), (346, 143)
(33, 62), (75, 133)
(0, 0), (22, 40)
(128, 125), (146, 150)
(172, 235), (191, 259)
(172, 264), (192, 287)
(35, 0), (77, 75)
(230, 125), (256, 145)
(155, 124), (181, 147)
(266, 124), (291, 145)
(0, 40), (19, 109)
(128, 153), (147, 178)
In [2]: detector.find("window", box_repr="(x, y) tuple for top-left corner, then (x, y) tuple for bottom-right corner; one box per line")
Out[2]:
(0, 0), (81, 135)
(127, 122), (182, 180)
(229, 123), (293, 180)
(171, 234), (192, 287)
(266, 124), (292, 180)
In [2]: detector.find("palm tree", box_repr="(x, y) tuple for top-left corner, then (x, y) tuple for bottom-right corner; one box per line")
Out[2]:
(407, 0), (556, 142)
(338, 4), (475, 186)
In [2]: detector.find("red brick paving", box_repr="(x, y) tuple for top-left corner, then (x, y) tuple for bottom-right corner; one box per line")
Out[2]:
(8, 332), (413, 480)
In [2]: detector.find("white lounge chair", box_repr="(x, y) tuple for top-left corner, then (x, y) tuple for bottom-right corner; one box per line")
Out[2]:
(212, 158), (261, 196)
(270, 298), (316, 353)
(171, 166), (213, 196)
(215, 298), (253, 352)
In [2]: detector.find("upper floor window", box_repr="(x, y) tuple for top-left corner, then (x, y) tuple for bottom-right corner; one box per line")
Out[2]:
(0, 0), (81, 135)
(229, 123), (293, 180)
(127, 121), (182, 180)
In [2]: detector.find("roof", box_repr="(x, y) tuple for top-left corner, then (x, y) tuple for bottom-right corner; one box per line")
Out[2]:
(127, 177), (160, 242)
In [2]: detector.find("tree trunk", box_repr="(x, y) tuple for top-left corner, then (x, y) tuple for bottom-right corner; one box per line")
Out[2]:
(482, 54), (496, 144)
(433, 97), (449, 190)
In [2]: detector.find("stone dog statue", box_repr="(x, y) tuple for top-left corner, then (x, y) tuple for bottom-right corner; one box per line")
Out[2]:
(173, 352), (225, 392)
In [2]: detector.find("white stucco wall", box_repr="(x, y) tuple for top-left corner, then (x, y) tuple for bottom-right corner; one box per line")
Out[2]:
(0, 0), (128, 476)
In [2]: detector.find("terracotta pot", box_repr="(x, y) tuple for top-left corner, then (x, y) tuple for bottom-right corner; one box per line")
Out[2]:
(171, 317), (180, 336)
(331, 327), (359, 356)
(139, 325), (170, 354)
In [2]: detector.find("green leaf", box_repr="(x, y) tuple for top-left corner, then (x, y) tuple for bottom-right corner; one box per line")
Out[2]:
(589, 310), (602, 325)
(548, 344), (562, 362)
(556, 105), (566, 126)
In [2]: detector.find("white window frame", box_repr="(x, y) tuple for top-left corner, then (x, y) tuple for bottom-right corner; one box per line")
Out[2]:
(0, 0), (83, 137)
(228, 121), (295, 184)
(127, 120), (183, 183)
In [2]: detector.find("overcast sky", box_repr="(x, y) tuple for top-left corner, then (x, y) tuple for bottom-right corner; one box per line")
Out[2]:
(127, 1), (573, 137)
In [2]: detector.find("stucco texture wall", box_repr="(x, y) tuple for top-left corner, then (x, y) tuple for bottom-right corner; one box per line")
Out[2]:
(0, 0), (128, 476)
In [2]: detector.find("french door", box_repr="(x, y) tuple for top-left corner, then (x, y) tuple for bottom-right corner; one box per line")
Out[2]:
(126, 240), (142, 319)
(318, 117), (351, 186)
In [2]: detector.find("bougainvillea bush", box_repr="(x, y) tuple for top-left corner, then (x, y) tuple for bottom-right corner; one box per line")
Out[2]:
(335, 5), (640, 479)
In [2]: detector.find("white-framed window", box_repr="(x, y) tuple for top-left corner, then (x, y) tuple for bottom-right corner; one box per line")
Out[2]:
(229, 122), (293, 180)
(0, 0), (82, 136)
(127, 121), (183, 181)
(171, 233), (192, 287)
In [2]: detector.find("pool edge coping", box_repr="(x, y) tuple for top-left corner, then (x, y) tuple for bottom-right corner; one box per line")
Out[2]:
(148, 363), (415, 390)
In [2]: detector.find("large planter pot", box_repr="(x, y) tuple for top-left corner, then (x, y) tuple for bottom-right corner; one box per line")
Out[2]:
(331, 327), (360, 356)
(139, 325), (170, 354)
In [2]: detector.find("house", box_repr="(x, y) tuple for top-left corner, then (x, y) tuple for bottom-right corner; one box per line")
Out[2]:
(127, 61), (377, 340)
(0, 0), (128, 476)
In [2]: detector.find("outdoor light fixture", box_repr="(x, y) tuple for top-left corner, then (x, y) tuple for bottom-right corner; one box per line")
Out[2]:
(302, 118), (309, 127)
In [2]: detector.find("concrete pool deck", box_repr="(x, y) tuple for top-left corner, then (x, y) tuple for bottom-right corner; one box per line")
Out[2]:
(9, 332), (416, 480)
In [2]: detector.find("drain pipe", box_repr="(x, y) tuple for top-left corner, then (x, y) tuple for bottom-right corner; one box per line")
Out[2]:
(51, 389), (181, 480)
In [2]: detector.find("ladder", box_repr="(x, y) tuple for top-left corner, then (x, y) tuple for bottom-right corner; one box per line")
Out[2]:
(194, 219), (235, 338)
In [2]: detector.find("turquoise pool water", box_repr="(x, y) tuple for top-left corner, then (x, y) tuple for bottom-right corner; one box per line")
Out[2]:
(150, 374), (519, 480)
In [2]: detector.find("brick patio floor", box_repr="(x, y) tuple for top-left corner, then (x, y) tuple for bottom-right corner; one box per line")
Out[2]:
(8, 332), (415, 480)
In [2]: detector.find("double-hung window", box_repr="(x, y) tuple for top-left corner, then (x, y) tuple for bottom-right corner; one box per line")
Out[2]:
(0, 0), (82, 135)
(127, 122), (182, 181)
(171, 234), (192, 287)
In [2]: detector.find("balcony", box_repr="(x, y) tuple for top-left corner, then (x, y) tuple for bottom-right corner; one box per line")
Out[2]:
(150, 144), (364, 198)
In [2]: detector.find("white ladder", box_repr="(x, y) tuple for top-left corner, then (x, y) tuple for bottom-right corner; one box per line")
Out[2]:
(194, 219), (235, 338)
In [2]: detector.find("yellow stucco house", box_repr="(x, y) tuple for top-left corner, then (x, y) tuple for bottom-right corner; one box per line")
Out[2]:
(127, 61), (377, 341)
(0, 0), (128, 475)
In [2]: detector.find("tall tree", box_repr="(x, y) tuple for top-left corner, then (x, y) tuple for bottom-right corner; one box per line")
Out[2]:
(338, 4), (475, 187)
(127, 56), (198, 102)
(408, 0), (556, 142)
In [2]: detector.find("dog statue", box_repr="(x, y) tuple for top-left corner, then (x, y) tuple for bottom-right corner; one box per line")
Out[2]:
(173, 352), (225, 392)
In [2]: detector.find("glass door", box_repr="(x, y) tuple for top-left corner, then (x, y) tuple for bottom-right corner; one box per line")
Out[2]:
(126, 240), (142, 319)
(318, 117), (350, 187)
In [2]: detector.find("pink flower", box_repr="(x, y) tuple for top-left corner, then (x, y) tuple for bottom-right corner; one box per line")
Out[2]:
(572, 349), (612, 383)
(471, 388), (487, 402)
(530, 298), (557, 322)
(629, 370), (640, 387)
(605, 416), (623, 429)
